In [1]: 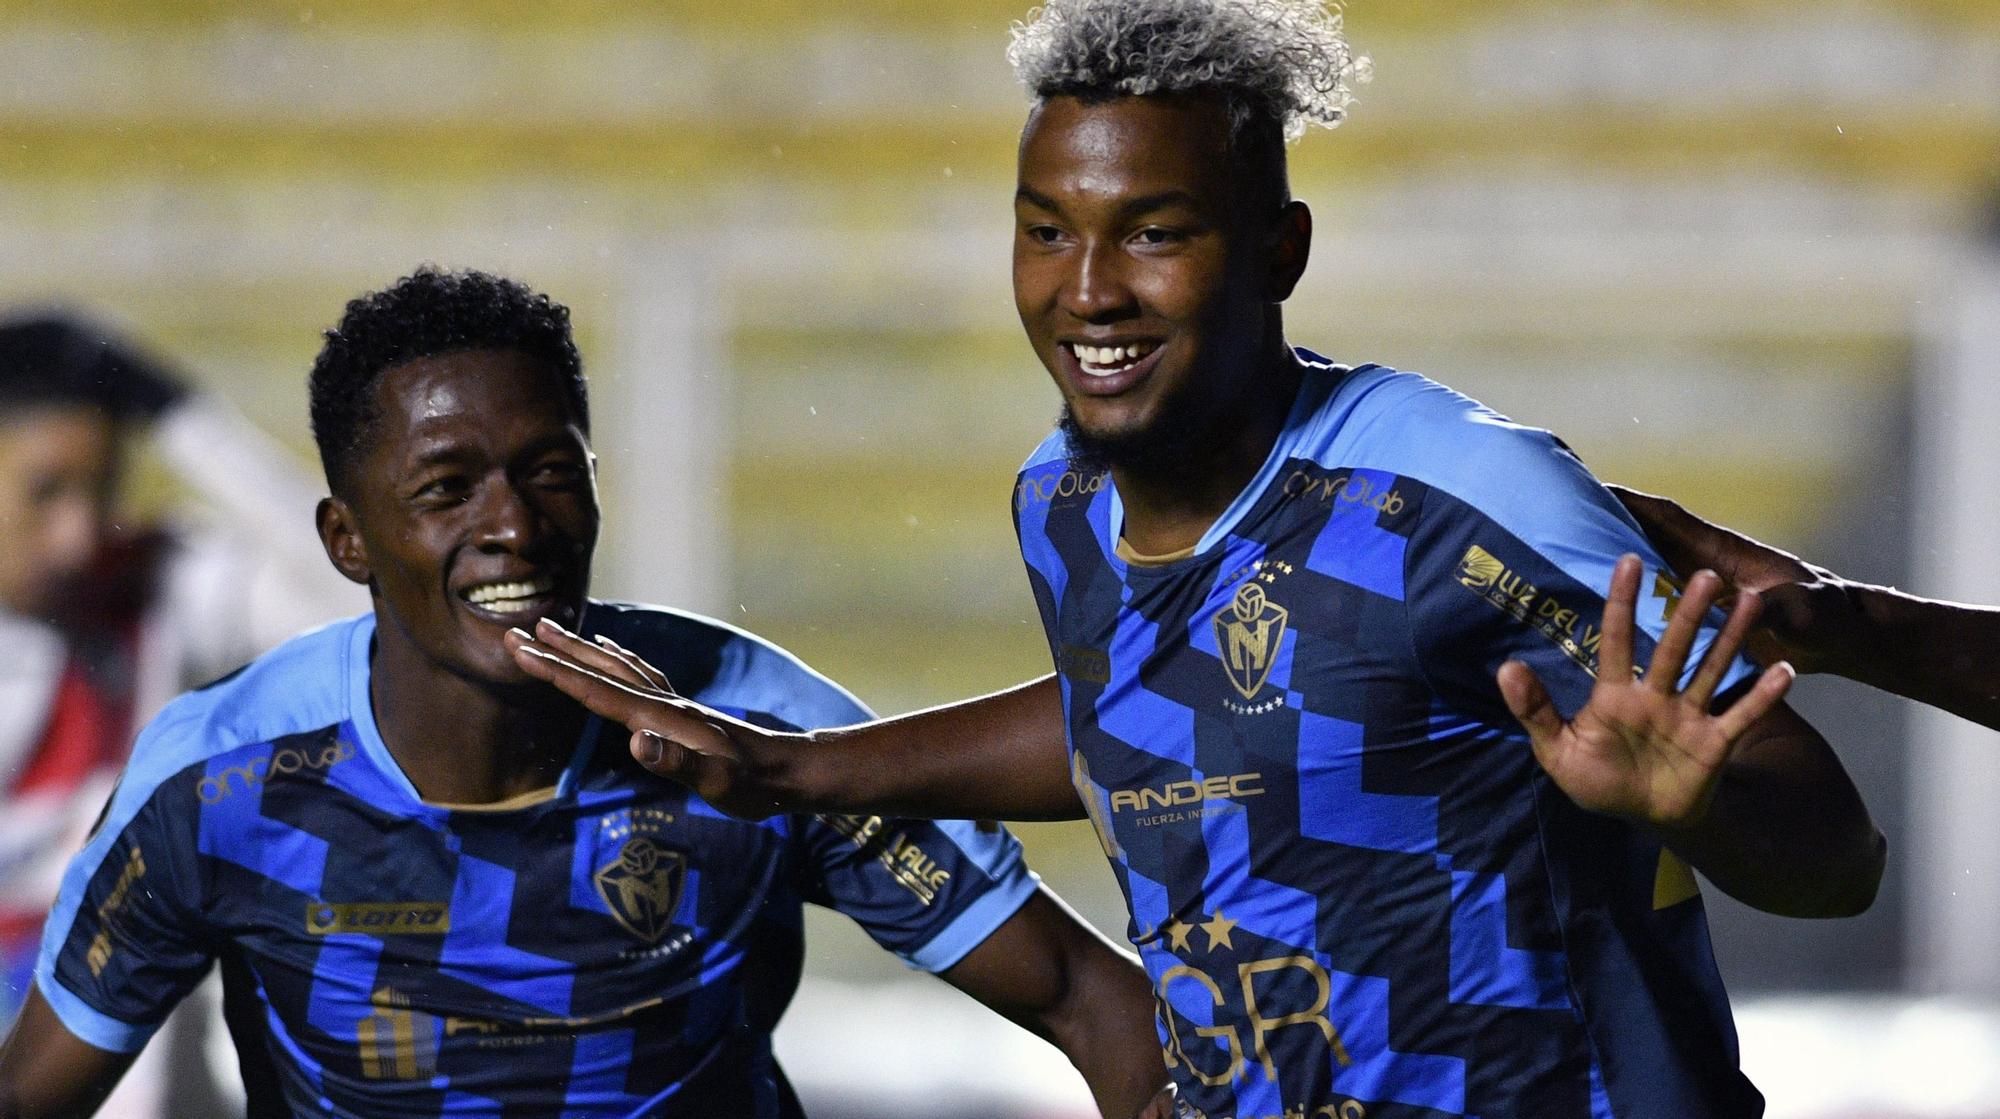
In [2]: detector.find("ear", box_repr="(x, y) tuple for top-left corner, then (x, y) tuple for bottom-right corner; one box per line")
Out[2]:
(1265, 199), (1313, 302)
(316, 496), (373, 587)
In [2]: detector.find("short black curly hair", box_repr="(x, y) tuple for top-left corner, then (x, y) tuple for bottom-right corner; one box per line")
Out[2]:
(308, 267), (587, 494)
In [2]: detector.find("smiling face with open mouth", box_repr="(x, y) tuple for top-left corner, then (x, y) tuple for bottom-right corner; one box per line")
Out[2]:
(1012, 93), (1288, 475)
(321, 347), (598, 691)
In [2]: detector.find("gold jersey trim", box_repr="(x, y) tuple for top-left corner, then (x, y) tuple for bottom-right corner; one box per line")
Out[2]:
(1115, 536), (1198, 566)
(424, 786), (559, 813)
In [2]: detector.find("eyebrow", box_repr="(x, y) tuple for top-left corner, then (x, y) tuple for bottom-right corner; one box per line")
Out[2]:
(1015, 185), (1204, 222)
(405, 441), (478, 470)
(404, 429), (586, 469)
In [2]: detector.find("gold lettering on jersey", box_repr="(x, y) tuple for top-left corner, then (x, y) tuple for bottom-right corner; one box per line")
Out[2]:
(358, 987), (438, 1080)
(86, 846), (147, 976)
(85, 930), (113, 976)
(1241, 957), (1351, 1079)
(1214, 583), (1289, 700)
(1110, 774), (1265, 814)
(821, 814), (952, 904)
(594, 838), (686, 945)
(1156, 955), (1356, 1101)
(305, 902), (451, 936)
(1457, 545), (1610, 677)
(1281, 470), (1404, 517)
(196, 741), (355, 805)
(1160, 966), (1244, 1086)
(1014, 468), (1109, 511)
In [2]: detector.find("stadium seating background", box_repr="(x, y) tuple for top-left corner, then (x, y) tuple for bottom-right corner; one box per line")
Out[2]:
(2, 3), (1996, 1115)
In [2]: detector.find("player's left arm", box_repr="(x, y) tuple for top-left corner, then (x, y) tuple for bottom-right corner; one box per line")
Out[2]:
(1498, 554), (1886, 918)
(939, 888), (1168, 1119)
(1399, 407), (1884, 920)
(1615, 484), (2000, 731)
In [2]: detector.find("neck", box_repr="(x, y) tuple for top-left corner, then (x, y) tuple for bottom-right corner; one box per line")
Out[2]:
(1113, 335), (1305, 557)
(369, 627), (584, 806)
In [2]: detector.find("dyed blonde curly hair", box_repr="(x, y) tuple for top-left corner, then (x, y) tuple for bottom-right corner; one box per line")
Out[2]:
(1007, 0), (1370, 145)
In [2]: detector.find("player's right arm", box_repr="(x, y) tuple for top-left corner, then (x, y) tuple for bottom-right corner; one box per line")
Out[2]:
(0, 990), (136, 1119)
(507, 623), (1083, 821)
(1615, 485), (2000, 731)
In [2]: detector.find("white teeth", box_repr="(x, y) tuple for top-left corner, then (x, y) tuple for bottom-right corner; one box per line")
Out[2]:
(1071, 342), (1157, 375)
(464, 577), (556, 609)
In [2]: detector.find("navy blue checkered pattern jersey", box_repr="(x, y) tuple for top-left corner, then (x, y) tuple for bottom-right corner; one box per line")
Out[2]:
(1015, 358), (1765, 1119)
(35, 602), (1037, 1118)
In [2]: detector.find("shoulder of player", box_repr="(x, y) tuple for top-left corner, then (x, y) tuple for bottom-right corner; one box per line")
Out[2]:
(137, 615), (363, 768)
(1298, 364), (1616, 526)
(66, 617), (364, 882)
(589, 600), (874, 732)
(1017, 427), (1070, 477)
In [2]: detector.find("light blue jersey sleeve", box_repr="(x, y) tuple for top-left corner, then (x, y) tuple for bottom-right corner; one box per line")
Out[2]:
(677, 616), (1041, 974)
(1316, 366), (1760, 721)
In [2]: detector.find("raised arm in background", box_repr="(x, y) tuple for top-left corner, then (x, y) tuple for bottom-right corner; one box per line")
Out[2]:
(1615, 485), (2000, 732)
(1498, 554), (1884, 918)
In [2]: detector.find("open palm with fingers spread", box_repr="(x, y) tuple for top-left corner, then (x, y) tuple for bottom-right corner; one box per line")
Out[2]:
(1496, 554), (1797, 829)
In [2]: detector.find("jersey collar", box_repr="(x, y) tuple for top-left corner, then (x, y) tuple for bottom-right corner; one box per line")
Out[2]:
(1104, 349), (1346, 564)
(344, 611), (604, 814)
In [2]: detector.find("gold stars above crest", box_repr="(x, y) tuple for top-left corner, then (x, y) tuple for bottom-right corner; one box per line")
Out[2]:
(1252, 558), (1295, 584)
(1147, 910), (1240, 954)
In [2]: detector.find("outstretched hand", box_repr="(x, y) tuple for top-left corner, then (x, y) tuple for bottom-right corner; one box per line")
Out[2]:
(1497, 554), (1795, 830)
(1609, 485), (1861, 675)
(505, 619), (788, 819)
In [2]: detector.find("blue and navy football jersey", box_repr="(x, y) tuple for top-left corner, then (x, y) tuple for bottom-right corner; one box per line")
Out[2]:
(1015, 357), (1764, 1119)
(35, 602), (1037, 1118)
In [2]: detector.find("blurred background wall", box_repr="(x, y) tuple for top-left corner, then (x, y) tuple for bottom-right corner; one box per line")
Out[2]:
(1, 1), (1997, 1115)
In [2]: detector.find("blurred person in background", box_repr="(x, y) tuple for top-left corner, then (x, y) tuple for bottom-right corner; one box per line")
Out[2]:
(0, 314), (361, 1117)
(1616, 486), (2000, 732)
(0, 269), (1167, 1119)
(507, 1), (1888, 1116)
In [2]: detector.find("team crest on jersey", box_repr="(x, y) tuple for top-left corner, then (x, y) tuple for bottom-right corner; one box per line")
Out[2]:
(1213, 582), (1288, 700)
(595, 837), (686, 944)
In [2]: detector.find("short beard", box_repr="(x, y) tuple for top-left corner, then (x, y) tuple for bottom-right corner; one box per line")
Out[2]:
(1057, 397), (1211, 481)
